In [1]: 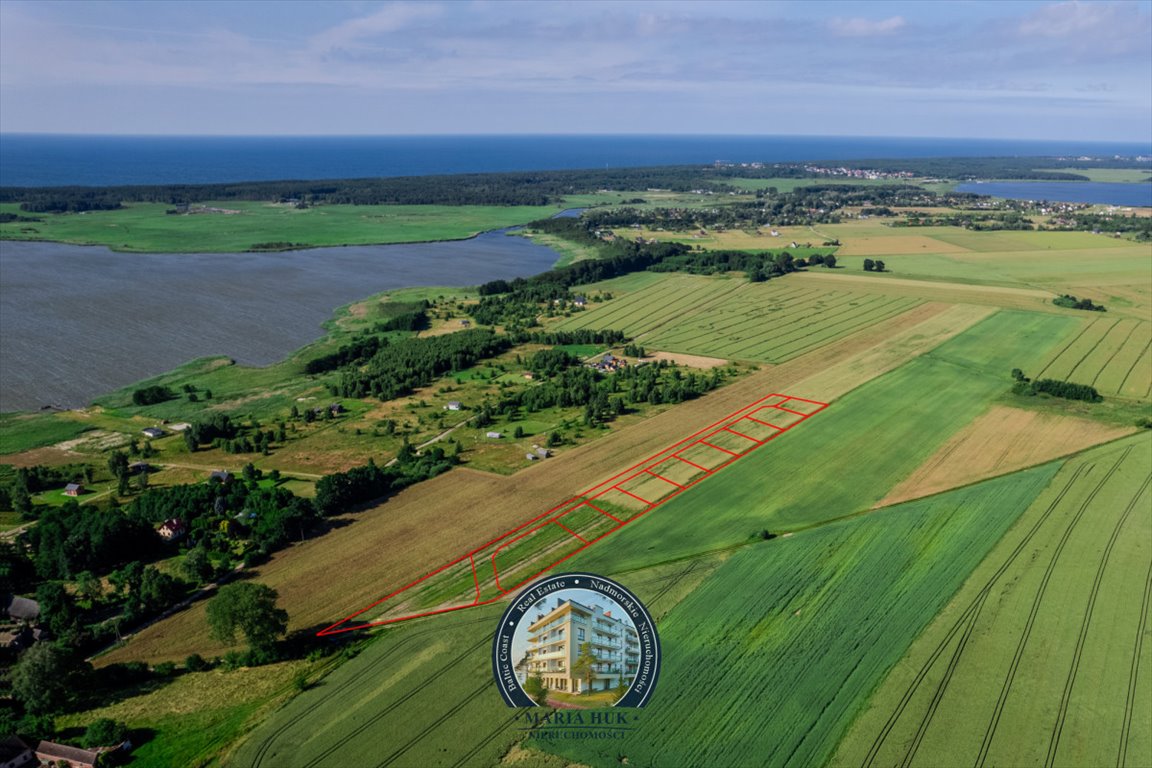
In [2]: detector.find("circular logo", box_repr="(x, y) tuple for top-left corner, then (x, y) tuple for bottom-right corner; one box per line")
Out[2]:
(492, 573), (660, 708)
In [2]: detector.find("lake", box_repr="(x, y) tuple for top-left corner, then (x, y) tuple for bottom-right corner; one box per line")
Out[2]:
(954, 181), (1152, 207)
(0, 231), (560, 412)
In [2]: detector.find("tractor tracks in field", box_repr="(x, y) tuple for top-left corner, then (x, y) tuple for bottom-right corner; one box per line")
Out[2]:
(248, 616), (493, 768)
(1118, 552), (1152, 768)
(974, 447), (1131, 768)
(861, 459), (1093, 768)
(1045, 474), (1150, 768)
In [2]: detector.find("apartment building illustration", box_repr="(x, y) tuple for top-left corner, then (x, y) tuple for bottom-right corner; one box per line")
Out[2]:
(524, 598), (641, 693)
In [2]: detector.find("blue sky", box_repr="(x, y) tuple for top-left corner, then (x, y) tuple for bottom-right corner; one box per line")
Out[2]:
(1, 0), (1149, 140)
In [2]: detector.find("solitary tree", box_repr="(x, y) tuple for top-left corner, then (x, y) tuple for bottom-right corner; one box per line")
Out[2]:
(523, 675), (550, 706)
(10, 643), (84, 715)
(206, 582), (288, 655)
(863, 258), (875, 272)
(571, 642), (602, 694)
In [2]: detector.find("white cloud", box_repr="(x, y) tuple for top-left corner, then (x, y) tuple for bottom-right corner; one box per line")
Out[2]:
(309, 2), (443, 53)
(827, 15), (906, 38)
(1019, 1), (1122, 38)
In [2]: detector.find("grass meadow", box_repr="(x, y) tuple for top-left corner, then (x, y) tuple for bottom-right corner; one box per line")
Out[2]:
(0, 201), (553, 252)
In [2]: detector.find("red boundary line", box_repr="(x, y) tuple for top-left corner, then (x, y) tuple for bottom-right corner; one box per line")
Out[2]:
(745, 414), (784, 430)
(613, 485), (655, 506)
(555, 520), (586, 543)
(317, 392), (829, 635)
(722, 425), (763, 444)
(585, 501), (622, 523)
(672, 453), (713, 472)
(699, 439), (741, 457)
(644, 469), (685, 489)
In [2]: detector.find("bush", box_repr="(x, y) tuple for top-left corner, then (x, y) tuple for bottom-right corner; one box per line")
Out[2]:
(184, 653), (211, 672)
(82, 718), (129, 748)
(152, 661), (177, 678)
(131, 385), (174, 406)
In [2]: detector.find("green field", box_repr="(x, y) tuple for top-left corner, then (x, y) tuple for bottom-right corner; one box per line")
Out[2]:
(832, 434), (1152, 768)
(811, 226), (1151, 308)
(569, 310), (1079, 571)
(0, 411), (94, 454)
(0, 201), (554, 253)
(1035, 316), (1152, 399)
(556, 274), (923, 363)
(539, 464), (1060, 768)
(228, 607), (518, 768)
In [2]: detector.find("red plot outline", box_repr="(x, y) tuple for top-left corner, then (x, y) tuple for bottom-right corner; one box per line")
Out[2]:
(317, 392), (828, 636)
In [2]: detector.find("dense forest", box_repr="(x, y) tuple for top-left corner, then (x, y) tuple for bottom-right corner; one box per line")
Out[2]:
(329, 329), (512, 400)
(0, 166), (739, 211)
(5, 156), (1147, 212)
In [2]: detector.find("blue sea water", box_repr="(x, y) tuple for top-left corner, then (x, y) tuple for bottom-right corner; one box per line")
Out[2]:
(2, 133), (1150, 187)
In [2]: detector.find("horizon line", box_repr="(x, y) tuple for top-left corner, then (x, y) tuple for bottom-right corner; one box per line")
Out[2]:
(2, 131), (1150, 146)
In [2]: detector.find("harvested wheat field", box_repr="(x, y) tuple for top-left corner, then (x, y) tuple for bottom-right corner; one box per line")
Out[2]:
(876, 404), (1136, 507)
(647, 351), (730, 368)
(98, 302), (960, 665)
(835, 234), (970, 256)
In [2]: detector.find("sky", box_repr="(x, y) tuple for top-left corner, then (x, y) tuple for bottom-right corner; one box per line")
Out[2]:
(1, 0), (1150, 141)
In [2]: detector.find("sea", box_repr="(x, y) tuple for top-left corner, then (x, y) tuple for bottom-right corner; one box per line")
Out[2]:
(2, 133), (1151, 413)
(3, 134), (1150, 188)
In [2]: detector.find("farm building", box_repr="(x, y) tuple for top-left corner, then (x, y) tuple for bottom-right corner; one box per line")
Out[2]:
(141, 427), (165, 439)
(486, 432), (502, 439)
(129, 461), (150, 475)
(526, 453), (538, 461)
(573, 295), (587, 307)
(592, 353), (627, 373)
(158, 518), (187, 541)
(535, 447), (551, 459)
(446, 401), (462, 411)
(28, 739), (108, 768)
(0, 736), (34, 768)
(2, 595), (40, 623)
(210, 470), (231, 483)
(169, 422), (191, 431)
(63, 483), (83, 497)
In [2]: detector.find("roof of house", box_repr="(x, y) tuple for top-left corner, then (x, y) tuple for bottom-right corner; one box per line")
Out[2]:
(142, 427), (164, 435)
(210, 470), (231, 481)
(31, 740), (100, 768)
(0, 735), (32, 763)
(3, 594), (41, 621)
(64, 483), (82, 492)
(159, 518), (186, 532)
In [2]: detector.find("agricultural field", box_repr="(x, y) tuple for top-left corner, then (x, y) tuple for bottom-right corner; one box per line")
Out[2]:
(571, 309), (1080, 572)
(822, 227), (1152, 318)
(94, 303), (981, 664)
(878, 405), (1136, 506)
(0, 201), (556, 252)
(832, 434), (1152, 768)
(532, 465), (1063, 768)
(557, 274), (925, 363)
(1035, 315), (1152, 399)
